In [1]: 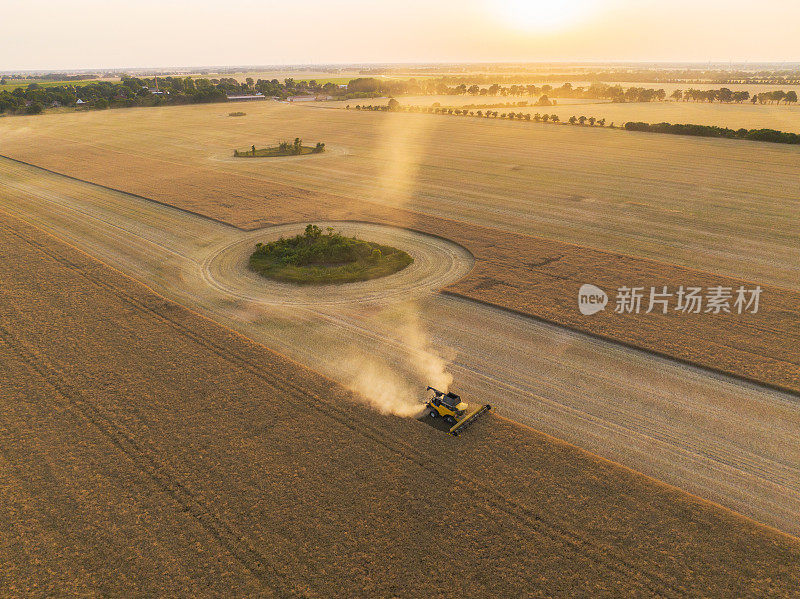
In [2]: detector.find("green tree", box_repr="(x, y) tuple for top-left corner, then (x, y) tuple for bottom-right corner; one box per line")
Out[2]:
(569, 116), (577, 125)
(578, 115), (587, 125)
(387, 97), (400, 111)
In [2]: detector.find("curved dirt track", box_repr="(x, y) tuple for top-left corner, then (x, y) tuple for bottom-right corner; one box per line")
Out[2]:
(0, 157), (799, 539)
(200, 222), (473, 306)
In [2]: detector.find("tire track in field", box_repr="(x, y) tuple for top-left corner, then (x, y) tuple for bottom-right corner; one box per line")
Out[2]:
(0, 318), (298, 598)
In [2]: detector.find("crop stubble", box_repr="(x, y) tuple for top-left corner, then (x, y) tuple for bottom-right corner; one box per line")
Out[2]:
(1, 213), (799, 597)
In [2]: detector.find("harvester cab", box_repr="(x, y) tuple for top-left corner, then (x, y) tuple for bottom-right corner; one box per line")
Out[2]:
(424, 386), (491, 436)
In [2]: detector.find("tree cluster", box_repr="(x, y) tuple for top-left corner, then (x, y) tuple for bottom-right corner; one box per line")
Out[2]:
(0, 77), (230, 114)
(669, 88), (797, 104)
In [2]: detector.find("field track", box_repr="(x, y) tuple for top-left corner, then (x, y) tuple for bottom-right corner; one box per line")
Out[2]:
(1, 208), (799, 596)
(1, 158), (799, 541)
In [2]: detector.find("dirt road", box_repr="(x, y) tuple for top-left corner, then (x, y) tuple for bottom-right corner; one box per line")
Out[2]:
(0, 157), (798, 540)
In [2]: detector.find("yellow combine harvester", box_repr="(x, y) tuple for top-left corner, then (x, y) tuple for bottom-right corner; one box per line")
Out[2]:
(424, 386), (491, 436)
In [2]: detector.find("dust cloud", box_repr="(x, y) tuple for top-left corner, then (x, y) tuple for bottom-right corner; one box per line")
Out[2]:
(339, 109), (458, 417)
(341, 302), (455, 418)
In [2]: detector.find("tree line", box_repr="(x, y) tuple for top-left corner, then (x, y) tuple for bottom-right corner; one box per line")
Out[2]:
(353, 100), (800, 146)
(2, 73), (798, 117)
(351, 102), (616, 127)
(669, 88), (797, 104)
(624, 122), (800, 145)
(0, 77), (228, 114)
(341, 78), (667, 103)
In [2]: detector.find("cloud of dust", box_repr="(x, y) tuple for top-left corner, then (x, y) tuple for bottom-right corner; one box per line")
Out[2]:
(341, 302), (455, 418)
(334, 109), (459, 417)
(343, 354), (424, 418)
(397, 306), (454, 393)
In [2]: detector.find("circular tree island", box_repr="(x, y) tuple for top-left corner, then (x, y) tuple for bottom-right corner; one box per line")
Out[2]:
(249, 225), (413, 285)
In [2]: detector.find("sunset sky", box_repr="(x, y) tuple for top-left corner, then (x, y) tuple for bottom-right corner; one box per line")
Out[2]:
(3, 0), (799, 70)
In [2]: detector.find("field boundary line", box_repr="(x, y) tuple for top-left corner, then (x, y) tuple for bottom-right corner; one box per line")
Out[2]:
(0, 154), (251, 231)
(442, 289), (800, 401)
(0, 318), (297, 599)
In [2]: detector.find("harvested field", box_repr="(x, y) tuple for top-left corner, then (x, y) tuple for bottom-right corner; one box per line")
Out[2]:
(1, 210), (799, 597)
(2, 103), (798, 288)
(1, 160), (799, 539)
(0, 103), (798, 395)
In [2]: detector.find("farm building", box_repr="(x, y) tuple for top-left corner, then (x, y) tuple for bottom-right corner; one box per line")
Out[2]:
(226, 93), (266, 101)
(288, 95), (333, 102)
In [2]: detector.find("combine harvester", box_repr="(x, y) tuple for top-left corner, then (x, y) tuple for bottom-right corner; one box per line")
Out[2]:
(424, 386), (491, 436)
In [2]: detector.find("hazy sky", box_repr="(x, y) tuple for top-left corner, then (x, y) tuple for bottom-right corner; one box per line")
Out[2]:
(3, 0), (799, 71)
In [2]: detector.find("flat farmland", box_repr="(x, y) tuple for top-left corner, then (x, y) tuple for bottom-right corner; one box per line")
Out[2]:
(1, 102), (797, 289)
(1, 212), (799, 597)
(1, 103), (798, 395)
(326, 95), (614, 108)
(2, 159), (799, 535)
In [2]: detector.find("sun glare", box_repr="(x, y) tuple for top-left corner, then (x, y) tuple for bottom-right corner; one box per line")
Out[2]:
(494, 0), (599, 32)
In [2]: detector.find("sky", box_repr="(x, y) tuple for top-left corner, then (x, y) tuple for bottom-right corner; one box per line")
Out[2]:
(3, 0), (799, 71)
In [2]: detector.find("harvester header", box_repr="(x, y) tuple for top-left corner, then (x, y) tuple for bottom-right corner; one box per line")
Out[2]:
(424, 386), (491, 436)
